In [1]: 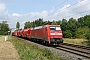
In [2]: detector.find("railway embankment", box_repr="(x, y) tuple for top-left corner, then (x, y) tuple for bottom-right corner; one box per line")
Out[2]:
(9, 36), (63, 60)
(11, 36), (90, 60)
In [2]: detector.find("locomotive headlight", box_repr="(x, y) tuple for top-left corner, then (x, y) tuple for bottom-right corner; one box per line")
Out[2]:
(50, 33), (62, 35)
(58, 33), (62, 35)
(50, 33), (55, 35)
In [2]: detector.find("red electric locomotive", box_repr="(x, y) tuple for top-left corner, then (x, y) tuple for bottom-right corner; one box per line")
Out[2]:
(12, 22), (63, 45)
(30, 25), (63, 45)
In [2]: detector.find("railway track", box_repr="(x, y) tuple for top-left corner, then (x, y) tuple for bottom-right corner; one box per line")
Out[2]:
(15, 37), (90, 59)
(53, 43), (90, 59)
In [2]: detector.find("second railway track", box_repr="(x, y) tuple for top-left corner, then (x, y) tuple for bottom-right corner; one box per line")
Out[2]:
(53, 43), (90, 59)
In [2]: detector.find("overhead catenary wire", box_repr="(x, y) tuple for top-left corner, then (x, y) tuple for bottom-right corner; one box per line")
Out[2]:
(45, 0), (69, 17)
(48, 0), (90, 21)
(65, 9), (90, 19)
(37, 0), (68, 21)
(57, 2), (90, 17)
(43, 0), (89, 21)
(68, 2), (90, 12)
(48, 0), (85, 16)
(54, 0), (68, 8)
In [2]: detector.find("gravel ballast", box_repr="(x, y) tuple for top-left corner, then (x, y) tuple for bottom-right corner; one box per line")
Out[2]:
(21, 38), (90, 60)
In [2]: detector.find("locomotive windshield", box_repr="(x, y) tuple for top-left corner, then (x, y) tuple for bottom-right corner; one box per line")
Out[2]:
(50, 26), (61, 30)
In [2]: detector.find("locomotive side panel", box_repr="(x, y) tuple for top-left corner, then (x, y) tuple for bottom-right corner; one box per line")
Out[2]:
(30, 26), (49, 42)
(30, 28), (44, 39)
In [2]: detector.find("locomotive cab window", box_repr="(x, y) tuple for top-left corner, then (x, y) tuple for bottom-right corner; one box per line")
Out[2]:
(50, 26), (61, 30)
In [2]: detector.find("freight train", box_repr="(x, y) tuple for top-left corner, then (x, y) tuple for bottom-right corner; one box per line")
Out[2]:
(12, 24), (63, 45)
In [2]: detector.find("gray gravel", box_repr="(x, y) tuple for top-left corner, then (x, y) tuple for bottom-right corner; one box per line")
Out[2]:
(22, 39), (90, 60)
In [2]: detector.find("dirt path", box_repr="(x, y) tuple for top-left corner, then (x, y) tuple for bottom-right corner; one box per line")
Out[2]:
(0, 36), (20, 60)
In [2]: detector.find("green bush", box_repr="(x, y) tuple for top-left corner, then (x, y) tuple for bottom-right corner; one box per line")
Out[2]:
(63, 30), (72, 38)
(75, 26), (89, 39)
(3, 31), (8, 35)
(0, 31), (8, 35)
(85, 32), (90, 47)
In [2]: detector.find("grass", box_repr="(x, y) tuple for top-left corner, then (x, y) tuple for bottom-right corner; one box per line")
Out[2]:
(63, 38), (88, 46)
(0, 35), (2, 37)
(9, 36), (63, 60)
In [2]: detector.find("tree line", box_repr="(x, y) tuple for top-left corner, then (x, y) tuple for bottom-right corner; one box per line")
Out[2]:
(0, 21), (9, 35)
(16, 14), (90, 47)
(21, 15), (90, 39)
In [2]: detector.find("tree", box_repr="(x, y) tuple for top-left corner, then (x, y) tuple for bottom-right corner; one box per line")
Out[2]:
(60, 19), (69, 38)
(24, 21), (31, 29)
(77, 17), (84, 28)
(43, 21), (48, 25)
(34, 18), (43, 26)
(16, 22), (20, 30)
(61, 19), (68, 31)
(52, 20), (57, 25)
(68, 18), (77, 38)
(56, 20), (62, 25)
(0, 21), (9, 35)
(2, 21), (8, 24)
(38, 18), (43, 26)
(83, 15), (90, 28)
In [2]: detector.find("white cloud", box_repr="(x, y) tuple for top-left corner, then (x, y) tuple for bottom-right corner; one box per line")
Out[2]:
(0, 3), (9, 21)
(12, 13), (21, 16)
(0, 0), (90, 29)
(0, 4), (6, 10)
(56, 0), (90, 20)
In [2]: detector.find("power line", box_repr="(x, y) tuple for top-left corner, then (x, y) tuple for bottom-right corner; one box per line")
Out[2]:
(54, 0), (68, 8)
(57, 2), (90, 16)
(65, 9), (90, 19)
(43, 0), (89, 21)
(45, 0), (68, 17)
(48, 0), (85, 16)
(64, 0), (85, 9)
(68, 2), (90, 10)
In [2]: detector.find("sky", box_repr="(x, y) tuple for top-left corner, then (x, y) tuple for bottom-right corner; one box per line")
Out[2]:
(0, 0), (90, 29)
